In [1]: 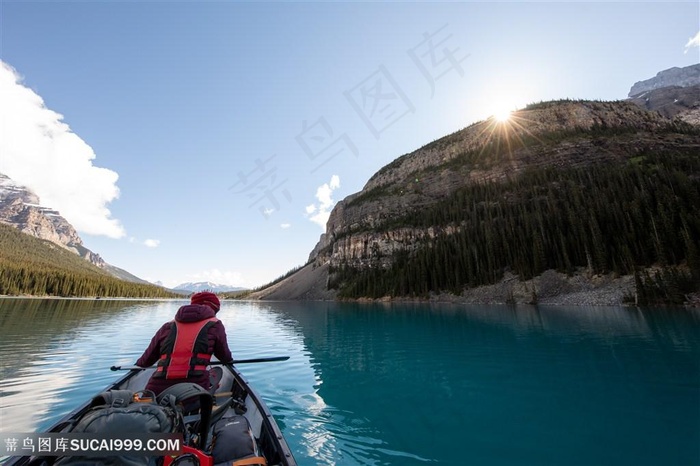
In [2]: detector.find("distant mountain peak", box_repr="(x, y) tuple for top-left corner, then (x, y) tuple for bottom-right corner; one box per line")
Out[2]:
(173, 281), (248, 293)
(628, 63), (700, 98)
(0, 172), (85, 252)
(627, 64), (700, 126)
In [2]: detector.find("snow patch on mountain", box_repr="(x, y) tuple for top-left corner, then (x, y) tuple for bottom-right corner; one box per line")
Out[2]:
(173, 281), (248, 293)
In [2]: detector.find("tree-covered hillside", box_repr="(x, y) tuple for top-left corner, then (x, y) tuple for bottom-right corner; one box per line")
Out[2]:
(330, 148), (700, 304)
(0, 223), (179, 297)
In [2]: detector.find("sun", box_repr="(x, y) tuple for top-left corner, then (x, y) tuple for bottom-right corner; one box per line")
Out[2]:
(488, 94), (521, 123)
(493, 108), (512, 122)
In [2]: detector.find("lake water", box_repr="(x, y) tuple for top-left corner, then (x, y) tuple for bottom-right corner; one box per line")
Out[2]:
(0, 298), (698, 465)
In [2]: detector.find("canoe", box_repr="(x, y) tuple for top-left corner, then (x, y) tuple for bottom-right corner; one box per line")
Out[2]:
(3, 364), (297, 466)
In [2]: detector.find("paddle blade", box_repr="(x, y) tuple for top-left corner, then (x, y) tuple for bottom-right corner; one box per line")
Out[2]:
(110, 365), (147, 371)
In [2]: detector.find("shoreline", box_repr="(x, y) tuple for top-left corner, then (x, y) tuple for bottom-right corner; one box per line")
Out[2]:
(3, 268), (698, 309)
(0, 296), (187, 301)
(247, 263), (700, 309)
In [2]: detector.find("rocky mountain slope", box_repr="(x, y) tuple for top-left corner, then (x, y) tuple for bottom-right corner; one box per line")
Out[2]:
(628, 63), (700, 97)
(249, 96), (700, 304)
(0, 173), (84, 252)
(628, 63), (700, 125)
(310, 100), (694, 267)
(629, 84), (700, 124)
(0, 173), (146, 283)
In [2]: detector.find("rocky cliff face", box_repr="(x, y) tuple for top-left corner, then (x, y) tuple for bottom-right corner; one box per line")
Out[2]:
(628, 83), (700, 124)
(627, 65), (700, 125)
(308, 100), (695, 270)
(0, 173), (107, 267)
(628, 63), (700, 97)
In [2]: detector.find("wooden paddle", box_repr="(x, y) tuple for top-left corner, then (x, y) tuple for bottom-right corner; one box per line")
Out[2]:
(110, 356), (289, 371)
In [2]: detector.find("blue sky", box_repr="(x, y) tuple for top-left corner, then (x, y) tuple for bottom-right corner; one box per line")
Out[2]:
(1, 1), (698, 289)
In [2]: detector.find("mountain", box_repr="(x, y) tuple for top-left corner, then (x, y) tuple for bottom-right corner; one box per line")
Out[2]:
(173, 281), (248, 294)
(0, 173), (84, 254)
(0, 172), (147, 284)
(0, 221), (178, 297)
(628, 63), (700, 97)
(248, 97), (700, 306)
(628, 64), (700, 125)
(629, 83), (700, 124)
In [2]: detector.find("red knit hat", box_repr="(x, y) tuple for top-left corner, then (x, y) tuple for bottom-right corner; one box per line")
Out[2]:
(191, 291), (221, 312)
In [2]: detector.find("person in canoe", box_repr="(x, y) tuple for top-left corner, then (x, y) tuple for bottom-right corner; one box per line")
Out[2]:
(135, 291), (233, 395)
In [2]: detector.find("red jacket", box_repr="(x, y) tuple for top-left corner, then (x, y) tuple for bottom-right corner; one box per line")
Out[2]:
(136, 304), (233, 395)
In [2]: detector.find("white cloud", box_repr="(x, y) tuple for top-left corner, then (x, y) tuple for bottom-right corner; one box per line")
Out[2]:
(280, 223), (291, 229)
(306, 175), (340, 229)
(685, 31), (700, 53)
(0, 61), (124, 238)
(128, 236), (159, 247)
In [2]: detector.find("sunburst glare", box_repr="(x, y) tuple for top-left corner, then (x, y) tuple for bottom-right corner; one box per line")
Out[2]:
(494, 109), (512, 122)
(469, 100), (550, 163)
(490, 99), (518, 123)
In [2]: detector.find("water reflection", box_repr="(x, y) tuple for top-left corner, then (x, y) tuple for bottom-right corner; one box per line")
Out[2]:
(0, 298), (182, 432)
(1, 299), (697, 466)
(260, 302), (700, 466)
(231, 302), (352, 464)
(257, 302), (440, 464)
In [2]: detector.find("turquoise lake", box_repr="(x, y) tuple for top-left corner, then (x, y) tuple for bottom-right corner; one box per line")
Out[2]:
(0, 298), (698, 465)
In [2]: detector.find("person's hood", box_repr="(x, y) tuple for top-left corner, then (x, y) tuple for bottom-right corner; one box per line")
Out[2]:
(175, 304), (217, 323)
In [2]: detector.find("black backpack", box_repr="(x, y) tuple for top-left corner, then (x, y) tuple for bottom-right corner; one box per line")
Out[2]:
(54, 390), (183, 466)
(210, 415), (265, 466)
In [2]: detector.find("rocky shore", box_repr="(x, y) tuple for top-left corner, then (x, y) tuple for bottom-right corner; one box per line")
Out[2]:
(247, 263), (699, 308)
(427, 270), (636, 306)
